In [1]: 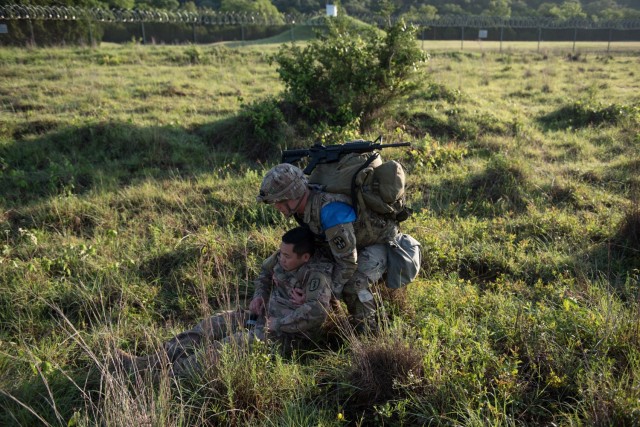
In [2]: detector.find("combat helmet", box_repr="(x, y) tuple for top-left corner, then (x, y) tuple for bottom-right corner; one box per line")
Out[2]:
(257, 164), (308, 203)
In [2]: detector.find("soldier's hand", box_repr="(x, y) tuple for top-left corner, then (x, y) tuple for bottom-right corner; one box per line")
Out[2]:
(249, 296), (265, 315)
(266, 316), (277, 333)
(290, 288), (305, 306)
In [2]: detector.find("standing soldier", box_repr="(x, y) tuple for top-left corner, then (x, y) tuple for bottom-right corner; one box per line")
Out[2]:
(115, 227), (333, 376)
(257, 163), (400, 332)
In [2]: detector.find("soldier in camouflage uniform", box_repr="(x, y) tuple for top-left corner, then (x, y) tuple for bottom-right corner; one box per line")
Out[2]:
(116, 227), (332, 377)
(256, 163), (399, 332)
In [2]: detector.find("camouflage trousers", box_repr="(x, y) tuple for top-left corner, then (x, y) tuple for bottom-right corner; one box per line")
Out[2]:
(147, 309), (266, 377)
(341, 243), (388, 324)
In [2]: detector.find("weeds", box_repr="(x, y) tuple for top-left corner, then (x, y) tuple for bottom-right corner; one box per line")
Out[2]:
(1, 44), (640, 425)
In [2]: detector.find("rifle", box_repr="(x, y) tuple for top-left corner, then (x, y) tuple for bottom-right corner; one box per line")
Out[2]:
(282, 137), (411, 174)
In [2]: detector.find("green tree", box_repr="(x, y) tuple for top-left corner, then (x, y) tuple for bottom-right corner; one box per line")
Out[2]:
(583, 0), (628, 19)
(271, 16), (426, 137)
(221, 0), (283, 22)
(135, 0), (180, 10)
(484, 0), (512, 16)
(538, 0), (587, 19)
(373, 0), (397, 25)
(182, 1), (198, 12)
(511, 0), (536, 16)
(402, 4), (439, 21)
(105, 0), (136, 8)
(440, 3), (465, 15)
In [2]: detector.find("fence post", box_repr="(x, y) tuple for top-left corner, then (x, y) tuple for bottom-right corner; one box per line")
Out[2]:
(28, 19), (35, 46)
(461, 25), (464, 50)
(141, 21), (146, 44)
(88, 20), (94, 46)
(607, 28), (612, 53)
(572, 27), (577, 52)
(537, 26), (542, 52)
(193, 22), (196, 43)
(500, 26), (504, 52)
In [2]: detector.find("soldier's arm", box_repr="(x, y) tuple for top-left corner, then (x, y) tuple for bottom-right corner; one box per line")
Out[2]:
(269, 270), (332, 335)
(251, 251), (279, 302)
(320, 202), (358, 294)
(324, 222), (357, 294)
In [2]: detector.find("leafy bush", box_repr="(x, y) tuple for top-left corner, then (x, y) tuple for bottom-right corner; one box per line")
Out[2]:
(417, 82), (462, 103)
(271, 16), (426, 139)
(203, 97), (291, 162)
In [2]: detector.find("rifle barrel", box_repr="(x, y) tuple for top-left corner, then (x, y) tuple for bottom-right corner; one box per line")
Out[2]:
(379, 142), (411, 148)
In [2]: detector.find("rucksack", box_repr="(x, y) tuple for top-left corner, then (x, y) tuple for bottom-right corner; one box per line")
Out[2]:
(307, 152), (411, 222)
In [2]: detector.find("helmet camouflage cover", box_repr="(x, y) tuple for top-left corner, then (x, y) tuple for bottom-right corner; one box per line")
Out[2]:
(257, 164), (308, 203)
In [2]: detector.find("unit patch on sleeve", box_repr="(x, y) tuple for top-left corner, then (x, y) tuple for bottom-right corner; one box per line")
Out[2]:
(309, 279), (320, 292)
(332, 236), (347, 250)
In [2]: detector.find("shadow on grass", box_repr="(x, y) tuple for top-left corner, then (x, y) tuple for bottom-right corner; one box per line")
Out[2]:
(0, 122), (224, 207)
(423, 155), (531, 219)
(0, 113), (288, 211)
(537, 101), (639, 131)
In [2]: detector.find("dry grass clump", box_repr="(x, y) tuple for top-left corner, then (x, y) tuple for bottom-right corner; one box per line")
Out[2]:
(468, 154), (530, 213)
(348, 334), (424, 407)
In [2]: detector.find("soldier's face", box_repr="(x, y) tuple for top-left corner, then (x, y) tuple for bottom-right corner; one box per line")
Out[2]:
(279, 242), (310, 272)
(273, 199), (298, 217)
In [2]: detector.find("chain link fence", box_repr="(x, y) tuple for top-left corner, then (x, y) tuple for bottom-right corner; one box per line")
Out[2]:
(1, 4), (639, 49)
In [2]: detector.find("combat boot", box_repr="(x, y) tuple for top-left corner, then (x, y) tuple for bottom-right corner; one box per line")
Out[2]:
(352, 316), (379, 336)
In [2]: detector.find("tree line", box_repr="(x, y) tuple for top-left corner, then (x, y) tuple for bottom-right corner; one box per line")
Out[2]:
(2, 0), (639, 20)
(1, 0), (638, 46)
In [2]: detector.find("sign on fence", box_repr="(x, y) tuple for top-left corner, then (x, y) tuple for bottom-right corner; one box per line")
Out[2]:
(0, 24), (8, 34)
(478, 29), (488, 39)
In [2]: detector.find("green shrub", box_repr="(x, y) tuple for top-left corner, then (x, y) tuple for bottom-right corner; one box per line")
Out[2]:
(202, 97), (291, 163)
(271, 16), (426, 138)
(415, 82), (462, 103)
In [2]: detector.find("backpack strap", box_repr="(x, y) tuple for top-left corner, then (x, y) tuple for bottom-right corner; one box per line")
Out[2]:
(350, 152), (380, 218)
(349, 152), (380, 236)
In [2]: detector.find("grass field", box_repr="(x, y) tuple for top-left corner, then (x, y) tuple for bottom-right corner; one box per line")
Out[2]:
(0, 39), (639, 426)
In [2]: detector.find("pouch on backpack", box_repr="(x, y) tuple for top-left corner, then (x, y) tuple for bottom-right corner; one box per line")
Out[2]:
(386, 233), (422, 289)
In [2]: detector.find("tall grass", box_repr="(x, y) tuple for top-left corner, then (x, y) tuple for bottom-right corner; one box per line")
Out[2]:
(0, 44), (639, 425)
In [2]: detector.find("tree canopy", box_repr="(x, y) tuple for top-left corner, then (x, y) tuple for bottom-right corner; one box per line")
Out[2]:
(2, 0), (638, 20)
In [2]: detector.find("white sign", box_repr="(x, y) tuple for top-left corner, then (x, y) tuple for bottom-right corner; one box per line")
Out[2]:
(326, 4), (338, 17)
(478, 29), (488, 39)
(0, 24), (7, 34)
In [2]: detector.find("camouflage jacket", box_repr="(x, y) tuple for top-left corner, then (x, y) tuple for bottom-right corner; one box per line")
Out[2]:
(253, 252), (333, 339)
(296, 189), (399, 290)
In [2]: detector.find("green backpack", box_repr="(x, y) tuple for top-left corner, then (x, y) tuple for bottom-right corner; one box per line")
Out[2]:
(308, 152), (411, 222)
